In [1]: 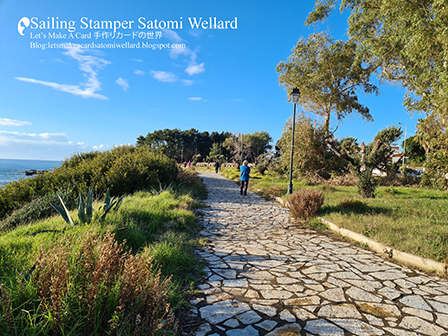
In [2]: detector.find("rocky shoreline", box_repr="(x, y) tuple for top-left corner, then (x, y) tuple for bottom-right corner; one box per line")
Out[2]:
(22, 169), (49, 176)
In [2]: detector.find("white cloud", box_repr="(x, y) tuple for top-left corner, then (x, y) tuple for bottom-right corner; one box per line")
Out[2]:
(0, 130), (69, 146)
(134, 69), (145, 75)
(16, 47), (110, 100)
(116, 77), (129, 91)
(188, 97), (202, 101)
(149, 71), (194, 86)
(182, 79), (194, 86)
(163, 29), (183, 43)
(0, 130), (110, 160)
(170, 47), (191, 59)
(93, 144), (108, 150)
(150, 70), (178, 83)
(185, 63), (205, 75)
(0, 118), (31, 126)
(185, 50), (205, 75)
(132, 58), (143, 62)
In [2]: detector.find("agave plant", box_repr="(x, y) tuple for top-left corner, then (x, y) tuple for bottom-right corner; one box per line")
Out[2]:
(100, 190), (124, 220)
(51, 188), (124, 225)
(50, 193), (75, 226)
(78, 188), (94, 224)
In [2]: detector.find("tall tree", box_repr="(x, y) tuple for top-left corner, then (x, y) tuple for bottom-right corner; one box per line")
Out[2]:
(207, 143), (225, 162)
(246, 131), (273, 160)
(223, 133), (253, 164)
(306, 0), (448, 119)
(277, 32), (378, 136)
(137, 128), (231, 162)
(416, 113), (448, 188)
(277, 113), (328, 177)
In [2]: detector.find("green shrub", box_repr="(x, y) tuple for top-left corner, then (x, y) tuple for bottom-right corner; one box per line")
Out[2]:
(287, 188), (325, 220)
(0, 186), (77, 231)
(0, 146), (178, 222)
(356, 169), (377, 198)
(255, 162), (269, 175)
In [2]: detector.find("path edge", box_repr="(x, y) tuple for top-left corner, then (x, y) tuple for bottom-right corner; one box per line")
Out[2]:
(275, 196), (447, 275)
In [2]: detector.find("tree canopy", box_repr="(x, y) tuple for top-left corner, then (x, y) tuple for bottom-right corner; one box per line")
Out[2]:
(277, 32), (378, 135)
(136, 128), (231, 163)
(306, 0), (448, 118)
(137, 129), (272, 163)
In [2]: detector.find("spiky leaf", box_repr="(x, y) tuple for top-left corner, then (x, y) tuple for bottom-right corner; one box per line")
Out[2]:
(86, 188), (94, 220)
(103, 190), (111, 208)
(101, 199), (117, 220)
(78, 191), (88, 224)
(50, 193), (74, 226)
(113, 195), (125, 212)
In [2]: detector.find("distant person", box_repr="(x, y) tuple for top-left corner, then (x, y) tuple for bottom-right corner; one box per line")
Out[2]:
(188, 161), (191, 167)
(214, 161), (220, 173)
(240, 160), (250, 196)
(183, 162), (187, 168)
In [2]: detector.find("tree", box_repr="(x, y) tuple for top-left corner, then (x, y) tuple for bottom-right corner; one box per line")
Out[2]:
(223, 133), (252, 164)
(277, 32), (378, 136)
(245, 131), (273, 160)
(206, 143), (225, 162)
(416, 113), (448, 188)
(136, 128), (231, 162)
(327, 126), (403, 197)
(276, 113), (346, 178)
(402, 135), (426, 164)
(306, 0), (448, 119)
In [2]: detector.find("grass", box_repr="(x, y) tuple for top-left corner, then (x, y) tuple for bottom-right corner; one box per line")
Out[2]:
(321, 185), (448, 262)
(0, 184), (205, 335)
(217, 167), (448, 263)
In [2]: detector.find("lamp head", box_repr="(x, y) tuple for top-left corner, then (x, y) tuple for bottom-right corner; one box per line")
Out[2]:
(291, 88), (300, 104)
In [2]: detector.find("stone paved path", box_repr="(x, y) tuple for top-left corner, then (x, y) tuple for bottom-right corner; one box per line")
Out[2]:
(191, 171), (448, 336)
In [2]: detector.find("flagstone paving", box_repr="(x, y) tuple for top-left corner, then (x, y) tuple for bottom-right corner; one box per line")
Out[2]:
(191, 170), (448, 336)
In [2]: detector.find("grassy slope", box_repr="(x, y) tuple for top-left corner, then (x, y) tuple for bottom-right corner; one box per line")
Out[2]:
(0, 187), (204, 335)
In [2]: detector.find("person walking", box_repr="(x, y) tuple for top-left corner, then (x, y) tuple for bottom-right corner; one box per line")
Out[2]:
(240, 160), (250, 196)
(214, 161), (220, 173)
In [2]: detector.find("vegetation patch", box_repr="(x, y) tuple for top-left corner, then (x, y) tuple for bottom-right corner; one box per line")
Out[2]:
(287, 189), (325, 220)
(0, 161), (205, 335)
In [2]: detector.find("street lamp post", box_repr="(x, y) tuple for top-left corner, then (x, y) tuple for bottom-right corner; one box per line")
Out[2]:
(288, 88), (301, 194)
(398, 122), (407, 173)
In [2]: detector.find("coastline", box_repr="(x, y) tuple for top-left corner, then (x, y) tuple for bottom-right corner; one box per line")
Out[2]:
(0, 158), (62, 185)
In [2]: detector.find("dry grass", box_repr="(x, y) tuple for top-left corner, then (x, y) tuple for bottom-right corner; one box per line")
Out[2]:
(176, 168), (201, 186)
(23, 232), (176, 335)
(287, 189), (325, 220)
(337, 198), (368, 211)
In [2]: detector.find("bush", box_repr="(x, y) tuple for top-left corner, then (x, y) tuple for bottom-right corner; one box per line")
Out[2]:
(255, 162), (269, 175)
(287, 188), (324, 220)
(175, 168), (206, 198)
(0, 146), (178, 222)
(0, 186), (77, 231)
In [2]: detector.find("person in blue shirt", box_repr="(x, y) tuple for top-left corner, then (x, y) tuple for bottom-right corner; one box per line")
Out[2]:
(240, 160), (250, 196)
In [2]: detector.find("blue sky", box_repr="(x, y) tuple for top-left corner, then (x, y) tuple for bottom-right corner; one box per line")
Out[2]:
(1, 0), (419, 160)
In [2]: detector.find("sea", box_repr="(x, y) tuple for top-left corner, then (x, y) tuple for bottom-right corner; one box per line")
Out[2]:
(0, 158), (62, 185)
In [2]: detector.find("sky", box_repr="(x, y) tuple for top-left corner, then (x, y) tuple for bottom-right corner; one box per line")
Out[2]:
(0, 0), (420, 161)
